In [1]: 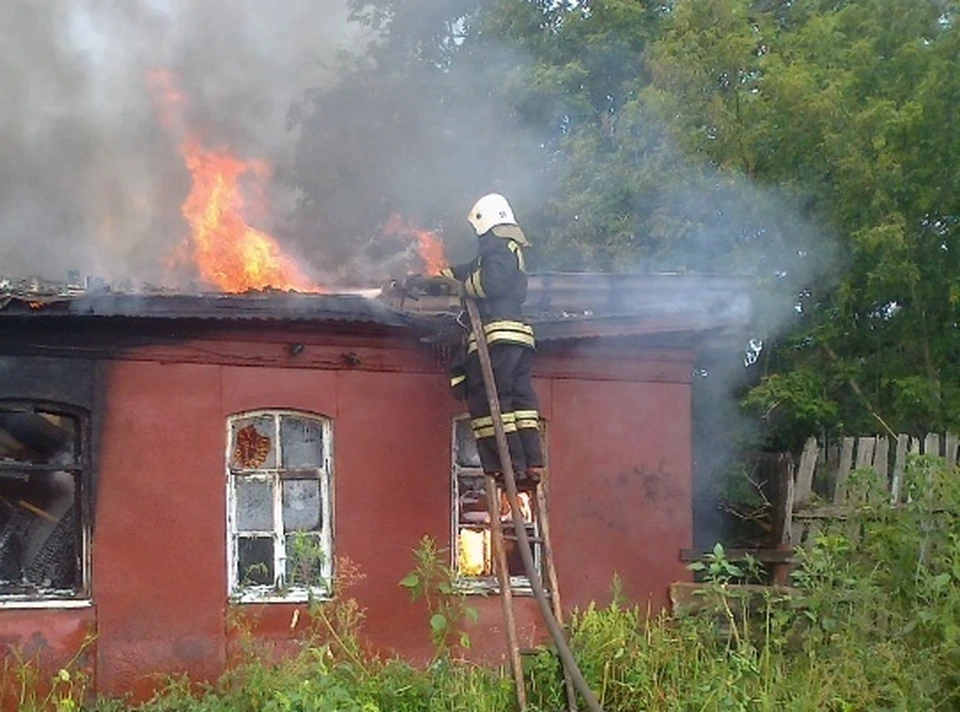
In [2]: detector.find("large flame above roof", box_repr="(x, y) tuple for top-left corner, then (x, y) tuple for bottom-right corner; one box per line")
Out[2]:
(148, 69), (322, 293)
(146, 69), (451, 295)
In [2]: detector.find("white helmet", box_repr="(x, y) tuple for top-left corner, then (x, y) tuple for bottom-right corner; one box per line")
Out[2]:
(467, 193), (517, 236)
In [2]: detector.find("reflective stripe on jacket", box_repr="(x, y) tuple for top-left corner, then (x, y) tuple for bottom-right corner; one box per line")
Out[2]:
(441, 231), (534, 351)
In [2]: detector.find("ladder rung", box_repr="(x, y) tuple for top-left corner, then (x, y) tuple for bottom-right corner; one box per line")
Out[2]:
(502, 533), (545, 544)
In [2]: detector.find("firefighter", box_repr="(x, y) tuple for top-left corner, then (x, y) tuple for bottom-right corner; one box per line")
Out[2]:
(439, 193), (544, 488)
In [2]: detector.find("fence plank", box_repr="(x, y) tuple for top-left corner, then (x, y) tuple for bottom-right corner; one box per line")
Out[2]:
(891, 434), (909, 504)
(782, 465), (795, 547)
(946, 433), (959, 468)
(826, 441), (840, 487)
(850, 437), (876, 504)
(772, 454), (793, 547)
(794, 437), (818, 506)
(834, 437), (855, 504)
(787, 432), (958, 551)
(874, 437), (889, 480)
(855, 437), (876, 470)
(871, 437), (890, 504)
(906, 437), (921, 503)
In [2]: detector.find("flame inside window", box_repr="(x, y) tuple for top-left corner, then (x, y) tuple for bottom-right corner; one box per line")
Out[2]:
(458, 529), (488, 576)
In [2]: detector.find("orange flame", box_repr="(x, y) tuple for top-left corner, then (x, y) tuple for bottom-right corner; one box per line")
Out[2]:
(178, 141), (318, 292)
(148, 68), (321, 293)
(384, 214), (448, 275)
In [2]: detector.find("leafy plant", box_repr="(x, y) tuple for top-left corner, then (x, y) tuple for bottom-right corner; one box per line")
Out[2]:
(13, 456), (960, 710)
(1, 630), (97, 712)
(687, 543), (761, 585)
(286, 531), (327, 590)
(399, 535), (480, 657)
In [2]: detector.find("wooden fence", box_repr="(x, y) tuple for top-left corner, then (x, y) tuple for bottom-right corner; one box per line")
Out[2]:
(680, 433), (959, 585)
(785, 433), (960, 548)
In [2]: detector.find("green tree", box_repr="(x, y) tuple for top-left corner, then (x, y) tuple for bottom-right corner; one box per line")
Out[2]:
(289, 0), (960, 446)
(600, 0), (960, 444)
(730, 0), (960, 443)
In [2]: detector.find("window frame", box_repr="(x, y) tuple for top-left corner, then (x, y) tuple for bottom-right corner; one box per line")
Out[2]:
(450, 414), (545, 596)
(225, 409), (334, 604)
(0, 400), (93, 608)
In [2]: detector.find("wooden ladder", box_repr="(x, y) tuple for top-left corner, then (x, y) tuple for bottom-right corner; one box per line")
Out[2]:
(464, 297), (602, 712)
(485, 473), (577, 711)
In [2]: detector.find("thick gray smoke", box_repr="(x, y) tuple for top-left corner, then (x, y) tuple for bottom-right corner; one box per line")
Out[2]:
(0, 0), (363, 284)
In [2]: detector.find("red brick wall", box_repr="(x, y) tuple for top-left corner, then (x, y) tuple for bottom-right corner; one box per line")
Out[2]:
(0, 332), (695, 703)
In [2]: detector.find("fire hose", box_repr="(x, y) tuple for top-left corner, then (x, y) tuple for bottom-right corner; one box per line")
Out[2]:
(464, 297), (604, 712)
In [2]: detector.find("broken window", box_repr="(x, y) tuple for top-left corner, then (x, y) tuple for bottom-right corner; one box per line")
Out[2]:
(227, 411), (333, 602)
(451, 416), (544, 594)
(0, 404), (89, 602)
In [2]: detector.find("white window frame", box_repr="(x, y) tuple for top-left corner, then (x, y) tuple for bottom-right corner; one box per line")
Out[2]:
(0, 402), (92, 608)
(226, 410), (334, 604)
(450, 415), (543, 595)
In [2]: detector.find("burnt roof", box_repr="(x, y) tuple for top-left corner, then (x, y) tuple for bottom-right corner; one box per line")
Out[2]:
(0, 272), (755, 347)
(532, 272), (752, 342)
(394, 272), (755, 345)
(0, 291), (426, 330)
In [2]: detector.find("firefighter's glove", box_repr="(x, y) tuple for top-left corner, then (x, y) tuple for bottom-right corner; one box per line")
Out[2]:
(435, 274), (464, 297)
(401, 274), (428, 292)
(403, 274), (459, 297)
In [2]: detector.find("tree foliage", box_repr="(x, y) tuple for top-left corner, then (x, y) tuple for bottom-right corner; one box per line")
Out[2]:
(291, 0), (960, 448)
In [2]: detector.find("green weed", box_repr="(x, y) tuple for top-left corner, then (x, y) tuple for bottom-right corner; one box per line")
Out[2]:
(8, 455), (960, 710)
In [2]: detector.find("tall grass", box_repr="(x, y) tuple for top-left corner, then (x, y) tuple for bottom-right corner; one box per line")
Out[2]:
(7, 454), (960, 711)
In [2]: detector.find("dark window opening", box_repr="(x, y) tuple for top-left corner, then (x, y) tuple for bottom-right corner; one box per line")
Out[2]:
(0, 405), (87, 600)
(452, 418), (544, 592)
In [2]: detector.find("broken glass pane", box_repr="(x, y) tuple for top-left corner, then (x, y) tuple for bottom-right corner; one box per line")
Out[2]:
(454, 420), (481, 468)
(0, 408), (78, 465)
(504, 526), (538, 578)
(230, 417), (275, 470)
(457, 474), (489, 526)
(0, 492), (79, 594)
(284, 532), (326, 587)
(280, 417), (324, 470)
(237, 537), (274, 586)
(0, 408), (81, 596)
(282, 479), (321, 532)
(235, 478), (274, 531)
(23, 506), (77, 590)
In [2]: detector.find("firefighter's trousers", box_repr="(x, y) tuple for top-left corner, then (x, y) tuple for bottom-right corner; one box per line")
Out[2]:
(465, 342), (543, 476)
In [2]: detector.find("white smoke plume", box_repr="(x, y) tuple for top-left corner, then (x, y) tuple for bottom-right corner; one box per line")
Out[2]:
(0, 0), (364, 284)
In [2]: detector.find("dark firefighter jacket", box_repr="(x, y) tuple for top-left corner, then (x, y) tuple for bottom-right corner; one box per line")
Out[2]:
(441, 229), (534, 396)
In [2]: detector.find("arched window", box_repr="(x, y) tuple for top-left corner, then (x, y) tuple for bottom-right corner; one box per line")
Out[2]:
(226, 411), (333, 602)
(450, 415), (546, 594)
(0, 402), (90, 605)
